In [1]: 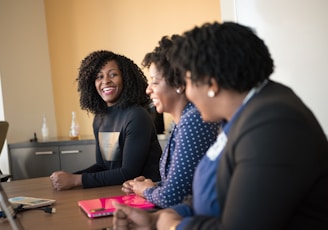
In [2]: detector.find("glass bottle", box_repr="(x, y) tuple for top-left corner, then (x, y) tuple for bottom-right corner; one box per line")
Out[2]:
(41, 114), (49, 140)
(69, 111), (80, 140)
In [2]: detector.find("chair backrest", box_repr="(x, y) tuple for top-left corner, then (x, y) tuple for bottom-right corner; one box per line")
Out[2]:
(0, 121), (24, 229)
(0, 121), (9, 154)
(0, 181), (25, 229)
(0, 121), (12, 182)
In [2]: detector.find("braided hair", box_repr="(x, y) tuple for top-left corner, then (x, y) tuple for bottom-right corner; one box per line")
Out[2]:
(77, 50), (150, 115)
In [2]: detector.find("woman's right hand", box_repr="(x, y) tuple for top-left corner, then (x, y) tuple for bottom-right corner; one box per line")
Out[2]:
(113, 201), (155, 230)
(122, 176), (146, 194)
(50, 171), (82, 191)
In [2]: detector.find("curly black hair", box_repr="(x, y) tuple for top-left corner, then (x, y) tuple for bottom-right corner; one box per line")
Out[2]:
(169, 22), (275, 92)
(142, 35), (184, 88)
(77, 50), (150, 115)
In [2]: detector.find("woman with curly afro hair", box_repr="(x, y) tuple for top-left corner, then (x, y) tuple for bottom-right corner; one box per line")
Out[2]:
(50, 50), (162, 190)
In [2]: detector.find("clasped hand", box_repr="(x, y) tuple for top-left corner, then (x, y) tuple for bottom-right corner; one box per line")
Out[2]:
(50, 171), (81, 190)
(122, 176), (156, 197)
(113, 202), (182, 230)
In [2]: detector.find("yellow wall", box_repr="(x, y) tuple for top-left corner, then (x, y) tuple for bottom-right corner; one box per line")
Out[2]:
(44, 0), (221, 137)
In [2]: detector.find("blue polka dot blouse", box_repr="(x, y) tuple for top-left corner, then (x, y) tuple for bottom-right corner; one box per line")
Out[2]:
(143, 102), (220, 208)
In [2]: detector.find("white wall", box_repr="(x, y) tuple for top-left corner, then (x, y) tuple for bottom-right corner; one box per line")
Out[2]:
(0, 0), (57, 144)
(0, 0), (57, 174)
(220, 0), (328, 137)
(0, 75), (9, 174)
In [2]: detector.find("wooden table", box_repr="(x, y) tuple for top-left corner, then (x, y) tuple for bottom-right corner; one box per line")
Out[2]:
(1, 177), (124, 230)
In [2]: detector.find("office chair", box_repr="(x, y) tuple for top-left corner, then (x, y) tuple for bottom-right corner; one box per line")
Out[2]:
(0, 121), (12, 182)
(0, 170), (11, 182)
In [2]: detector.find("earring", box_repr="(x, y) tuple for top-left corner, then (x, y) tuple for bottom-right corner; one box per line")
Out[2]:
(176, 88), (182, 94)
(207, 90), (215, 98)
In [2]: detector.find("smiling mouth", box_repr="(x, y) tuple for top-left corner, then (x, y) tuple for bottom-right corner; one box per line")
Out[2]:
(102, 87), (115, 95)
(152, 98), (161, 105)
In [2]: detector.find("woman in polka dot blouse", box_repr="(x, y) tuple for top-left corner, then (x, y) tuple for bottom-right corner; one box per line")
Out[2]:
(121, 35), (220, 208)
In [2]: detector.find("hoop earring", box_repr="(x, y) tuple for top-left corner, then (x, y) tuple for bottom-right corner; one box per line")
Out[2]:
(207, 90), (215, 98)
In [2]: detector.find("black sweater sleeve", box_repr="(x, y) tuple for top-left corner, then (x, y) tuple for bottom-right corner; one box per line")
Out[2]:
(80, 106), (161, 188)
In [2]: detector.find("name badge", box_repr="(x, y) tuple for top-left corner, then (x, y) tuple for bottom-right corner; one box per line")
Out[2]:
(206, 132), (227, 161)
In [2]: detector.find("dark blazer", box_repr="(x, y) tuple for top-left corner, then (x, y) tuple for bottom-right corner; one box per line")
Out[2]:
(187, 81), (328, 230)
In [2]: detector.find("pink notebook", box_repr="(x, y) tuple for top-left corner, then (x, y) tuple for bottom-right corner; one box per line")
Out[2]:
(78, 194), (155, 218)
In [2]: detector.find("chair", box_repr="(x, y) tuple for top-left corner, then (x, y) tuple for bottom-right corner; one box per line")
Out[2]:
(0, 170), (11, 182)
(0, 121), (12, 182)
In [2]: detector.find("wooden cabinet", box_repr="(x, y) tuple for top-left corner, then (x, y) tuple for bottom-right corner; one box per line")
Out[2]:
(8, 138), (95, 180)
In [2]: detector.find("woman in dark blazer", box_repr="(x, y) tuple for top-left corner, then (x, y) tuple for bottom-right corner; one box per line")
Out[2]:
(112, 21), (328, 230)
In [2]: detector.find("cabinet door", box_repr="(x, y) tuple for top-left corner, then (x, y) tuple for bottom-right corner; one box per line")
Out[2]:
(9, 146), (60, 180)
(59, 144), (95, 173)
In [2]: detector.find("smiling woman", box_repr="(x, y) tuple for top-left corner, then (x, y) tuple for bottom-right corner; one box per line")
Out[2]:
(120, 36), (220, 208)
(49, 50), (162, 191)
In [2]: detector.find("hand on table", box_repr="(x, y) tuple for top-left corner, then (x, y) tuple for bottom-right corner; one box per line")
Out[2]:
(113, 202), (182, 230)
(113, 201), (155, 230)
(122, 176), (145, 194)
(49, 171), (82, 190)
(132, 178), (156, 197)
(157, 208), (182, 230)
(122, 176), (156, 197)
